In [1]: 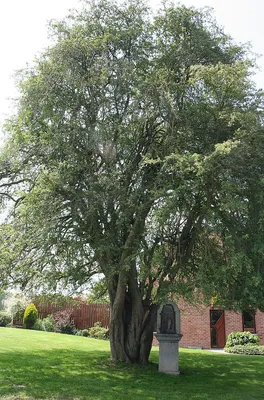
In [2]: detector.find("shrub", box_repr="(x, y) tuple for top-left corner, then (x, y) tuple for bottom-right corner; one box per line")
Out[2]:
(75, 329), (89, 337)
(88, 322), (109, 340)
(23, 303), (38, 329)
(42, 315), (55, 332)
(33, 319), (43, 331)
(225, 345), (264, 356)
(53, 310), (76, 335)
(32, 315), (55, 332)
(0, 311), (12, 327)
(225, 331), (260, 348)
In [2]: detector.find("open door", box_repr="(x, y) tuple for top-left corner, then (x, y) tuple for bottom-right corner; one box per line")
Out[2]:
(210, 310), (225, 348)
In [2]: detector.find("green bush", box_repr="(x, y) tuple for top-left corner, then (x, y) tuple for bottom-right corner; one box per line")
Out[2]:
(225, 345), (264, 356)
(0, 311), (12, 327)
(32, 315), (55, 332)
(75, 329), (89, 337)
(23, 303), (38, 329)
(42, 315), (55, 332)
(82, 329), (89, 337)
(88, 322), (109, 340)
(225, 331), (260, 348)
(33, 319), (43, 331)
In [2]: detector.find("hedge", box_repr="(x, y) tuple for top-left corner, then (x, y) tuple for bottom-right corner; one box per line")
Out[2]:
(225, 345), (264, 356)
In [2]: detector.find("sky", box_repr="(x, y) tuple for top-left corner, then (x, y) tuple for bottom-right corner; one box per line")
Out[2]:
(0, 0), (264, 131)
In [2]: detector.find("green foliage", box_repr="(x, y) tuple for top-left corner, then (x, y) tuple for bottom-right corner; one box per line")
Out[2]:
(87, 280), (109, 304)
(76, 328), (89, 337)
(0, 311), (12, 327)
(32, 293), (85, 307)
(32, 315), (55, 332)
(81, 329), (89, 337)
(88, 322), (109, 340)
(41, 315), (55, 332)
(33, 319), (43, 331)
(225, 345), (264, 356)
(225, 331), (260, 348)
(23, 304), (38, 329)
(1, 0), (263, 305)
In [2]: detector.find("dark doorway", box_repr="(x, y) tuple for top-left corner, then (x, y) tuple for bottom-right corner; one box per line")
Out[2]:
(210, 309), (225, 348)
(243, 311), (256, 333)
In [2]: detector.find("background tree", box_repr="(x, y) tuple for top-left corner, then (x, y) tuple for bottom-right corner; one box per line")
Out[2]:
(1, 0), (264, 363)
(87, 279), (110, 304)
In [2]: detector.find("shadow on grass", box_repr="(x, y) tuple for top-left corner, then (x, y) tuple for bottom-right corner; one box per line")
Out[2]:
(0, 346), (264, 400)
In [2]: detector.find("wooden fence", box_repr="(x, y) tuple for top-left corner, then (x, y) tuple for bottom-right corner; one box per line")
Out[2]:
(14, 303), (111, 330)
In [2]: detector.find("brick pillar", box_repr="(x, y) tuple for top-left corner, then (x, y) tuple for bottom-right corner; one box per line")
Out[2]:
(225, 311), (242, 338)
(255, 310), (264, 345)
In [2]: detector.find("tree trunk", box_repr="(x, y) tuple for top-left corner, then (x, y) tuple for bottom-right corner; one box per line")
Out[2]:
(110, 300), (156, 364)
(108, 272), (156, 364)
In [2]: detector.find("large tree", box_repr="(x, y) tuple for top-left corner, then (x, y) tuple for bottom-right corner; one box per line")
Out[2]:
(1, 0), (264, 363)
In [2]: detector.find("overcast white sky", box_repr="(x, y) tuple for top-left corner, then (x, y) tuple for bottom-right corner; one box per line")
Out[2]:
(0, 0), (263, 130)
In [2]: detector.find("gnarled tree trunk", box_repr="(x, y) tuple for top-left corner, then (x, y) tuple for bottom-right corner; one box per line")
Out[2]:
(108, 270), (156, 364)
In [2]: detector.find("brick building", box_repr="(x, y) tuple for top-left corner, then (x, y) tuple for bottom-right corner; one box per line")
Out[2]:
(174, 300), (264, 349)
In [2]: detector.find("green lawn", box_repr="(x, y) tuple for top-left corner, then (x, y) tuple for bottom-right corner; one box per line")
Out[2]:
(0, 328), (263, 400)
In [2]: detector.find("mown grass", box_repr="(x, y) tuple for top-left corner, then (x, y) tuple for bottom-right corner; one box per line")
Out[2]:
(0, 327), (263, 400)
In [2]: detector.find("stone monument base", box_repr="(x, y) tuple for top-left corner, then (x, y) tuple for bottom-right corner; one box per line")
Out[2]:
(154, 333), (183, 375)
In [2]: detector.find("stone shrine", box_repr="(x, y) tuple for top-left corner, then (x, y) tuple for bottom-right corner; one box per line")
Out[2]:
(154, 300), (182, 375)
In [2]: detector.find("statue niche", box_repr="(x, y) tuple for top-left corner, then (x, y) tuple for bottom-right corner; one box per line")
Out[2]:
(160, 304), (176, 334)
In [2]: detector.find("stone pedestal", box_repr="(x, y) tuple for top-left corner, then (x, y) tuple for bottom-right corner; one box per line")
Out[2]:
(154, 332), (183, 375)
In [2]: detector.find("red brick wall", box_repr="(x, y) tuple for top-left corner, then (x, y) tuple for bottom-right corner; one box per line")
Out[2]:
(178, 301), (211, 349)
(256, 310), (264, 345)
(224, 311), (242, 339)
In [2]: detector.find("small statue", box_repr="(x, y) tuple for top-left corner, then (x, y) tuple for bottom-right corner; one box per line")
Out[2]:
(160, 304), (176, 334)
